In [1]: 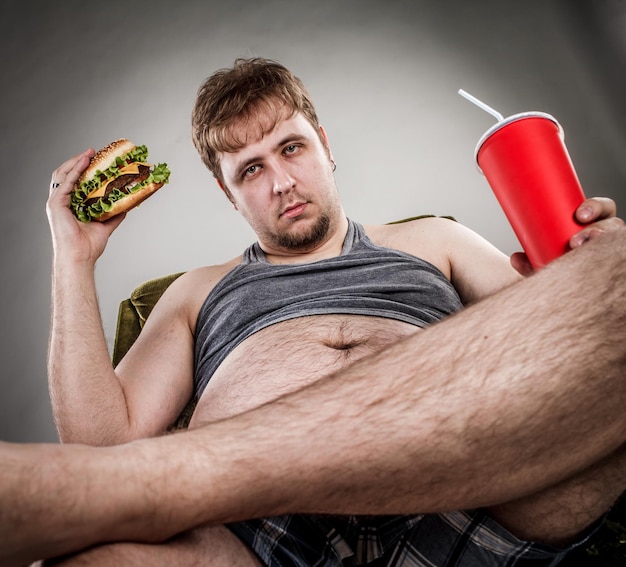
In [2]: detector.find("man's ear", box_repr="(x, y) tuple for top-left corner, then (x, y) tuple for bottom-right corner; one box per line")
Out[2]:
(216, 177), (238, 210)
(319, 125), (335, 165)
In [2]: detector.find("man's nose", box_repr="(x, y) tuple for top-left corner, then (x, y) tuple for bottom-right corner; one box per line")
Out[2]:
(271, 163), (295, 195)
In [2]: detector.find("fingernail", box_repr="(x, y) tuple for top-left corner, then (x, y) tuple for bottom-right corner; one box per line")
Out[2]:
(572, 232), (589, 247)
(578, 206), (593, 222)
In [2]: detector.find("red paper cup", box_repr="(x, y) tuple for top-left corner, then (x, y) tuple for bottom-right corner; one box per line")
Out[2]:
(475, 112), (586, 268)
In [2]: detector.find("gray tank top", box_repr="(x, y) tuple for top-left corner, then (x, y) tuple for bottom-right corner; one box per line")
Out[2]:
(194, 219), (463, 400)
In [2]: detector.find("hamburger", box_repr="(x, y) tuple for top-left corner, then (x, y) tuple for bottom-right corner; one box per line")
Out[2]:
(71, 139), (171, 222)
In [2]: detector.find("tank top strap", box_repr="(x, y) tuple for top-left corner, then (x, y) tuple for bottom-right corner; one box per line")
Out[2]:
(340, 218), (365, 255)
(243, 241), (265, 264)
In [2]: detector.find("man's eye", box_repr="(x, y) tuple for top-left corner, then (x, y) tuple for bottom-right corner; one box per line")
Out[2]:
(284, 144), (298, 154)
(244, 165), (259, 177)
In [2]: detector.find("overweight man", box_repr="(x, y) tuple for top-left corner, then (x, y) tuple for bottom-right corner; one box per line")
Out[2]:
(2, 58), (623, 566)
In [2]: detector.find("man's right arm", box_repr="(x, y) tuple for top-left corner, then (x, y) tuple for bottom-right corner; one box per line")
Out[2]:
(46, 150), (193, 445)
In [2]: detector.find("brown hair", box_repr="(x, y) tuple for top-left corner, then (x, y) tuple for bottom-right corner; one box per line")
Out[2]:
(192, 57), (322, 183)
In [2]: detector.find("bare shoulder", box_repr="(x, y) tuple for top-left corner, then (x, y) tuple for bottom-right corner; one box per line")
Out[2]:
(151, 255), (243, 329)
(364, 216), (461, 279)
(365, 217), (521, 304)
(175, 256), (242, 293)
(366, 216), (463, 248)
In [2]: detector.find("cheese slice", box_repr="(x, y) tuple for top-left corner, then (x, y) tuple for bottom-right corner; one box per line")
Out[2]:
(86, 162), (152, 199)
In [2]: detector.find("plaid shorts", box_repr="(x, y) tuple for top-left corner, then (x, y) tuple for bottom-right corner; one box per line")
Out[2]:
(227, 510), (592, 566)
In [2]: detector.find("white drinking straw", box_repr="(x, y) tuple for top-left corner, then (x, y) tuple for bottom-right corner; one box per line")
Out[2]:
(458, 89), (504, 122)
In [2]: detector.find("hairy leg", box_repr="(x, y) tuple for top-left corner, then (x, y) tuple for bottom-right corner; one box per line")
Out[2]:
(4, 229), (626, 566)
(39, 525), (262, 567)
(489, 443), (626, 547)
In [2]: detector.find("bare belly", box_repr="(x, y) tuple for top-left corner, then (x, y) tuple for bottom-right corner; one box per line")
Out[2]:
(188, 314), (420, 426)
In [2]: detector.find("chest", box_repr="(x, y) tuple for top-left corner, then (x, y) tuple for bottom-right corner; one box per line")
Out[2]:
(197, 248), (462, 342)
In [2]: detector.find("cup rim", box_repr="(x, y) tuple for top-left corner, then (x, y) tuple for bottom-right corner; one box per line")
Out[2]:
(474, 111), (563, 173)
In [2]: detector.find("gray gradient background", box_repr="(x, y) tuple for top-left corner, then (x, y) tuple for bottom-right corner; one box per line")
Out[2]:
(1, 0), (624, 442)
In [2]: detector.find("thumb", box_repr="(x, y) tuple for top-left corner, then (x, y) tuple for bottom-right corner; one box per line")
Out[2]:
(510, 252), (535, 277)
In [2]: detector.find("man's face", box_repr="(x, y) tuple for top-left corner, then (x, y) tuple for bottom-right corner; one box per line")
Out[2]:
(218, 111), (343, 255)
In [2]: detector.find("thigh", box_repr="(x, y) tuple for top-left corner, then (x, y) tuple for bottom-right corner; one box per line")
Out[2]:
(488, 443), (626, 547)
(40, 524), (263, 567)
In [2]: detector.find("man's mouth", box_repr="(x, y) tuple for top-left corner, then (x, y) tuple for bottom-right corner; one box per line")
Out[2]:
(281, 202), (307, 219)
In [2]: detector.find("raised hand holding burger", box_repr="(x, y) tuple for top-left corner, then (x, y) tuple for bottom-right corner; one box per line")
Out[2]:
(70, 139), (171, 222)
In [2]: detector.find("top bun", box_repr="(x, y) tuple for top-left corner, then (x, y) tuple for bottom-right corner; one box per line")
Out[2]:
(78, 139), (136, 185)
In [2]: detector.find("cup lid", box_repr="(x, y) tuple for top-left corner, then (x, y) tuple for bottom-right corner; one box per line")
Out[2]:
(474, 111), (563, 173)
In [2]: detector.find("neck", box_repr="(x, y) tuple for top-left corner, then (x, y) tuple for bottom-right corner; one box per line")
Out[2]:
(261, 216), (350, 265)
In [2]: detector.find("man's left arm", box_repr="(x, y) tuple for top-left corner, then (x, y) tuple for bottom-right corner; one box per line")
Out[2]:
(442, 196), (623, 303)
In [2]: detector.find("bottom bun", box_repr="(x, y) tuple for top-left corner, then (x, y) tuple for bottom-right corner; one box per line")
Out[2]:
(94, 181), (166, 222)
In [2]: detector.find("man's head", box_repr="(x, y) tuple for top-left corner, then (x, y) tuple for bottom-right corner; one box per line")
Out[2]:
(191, 57), (344, 257)
(192, 57), (325, 188)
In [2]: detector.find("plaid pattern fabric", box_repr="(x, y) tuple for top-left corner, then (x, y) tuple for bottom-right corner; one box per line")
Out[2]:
(227, 510), (591, 566)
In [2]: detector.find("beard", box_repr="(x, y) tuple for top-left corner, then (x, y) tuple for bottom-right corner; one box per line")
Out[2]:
(274, 213), (332, 251)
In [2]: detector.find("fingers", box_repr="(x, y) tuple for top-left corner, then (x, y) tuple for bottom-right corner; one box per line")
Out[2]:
(49, 148), (95, 196)
(47, 149), (96, 235)
(570, 197), (624, 249)
(510, 252), (535, 277)
(575, 197), (617, 224)
(48, 148), (95, 224)
(570, 217), (625, 248)
(101, 211), (127, 232)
